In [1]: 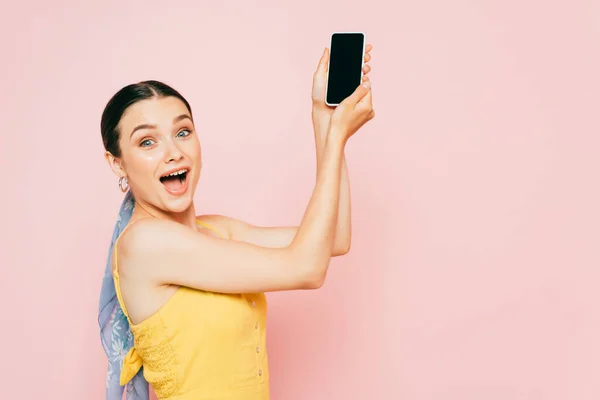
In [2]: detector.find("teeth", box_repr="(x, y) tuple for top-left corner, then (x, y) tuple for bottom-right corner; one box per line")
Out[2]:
(164, 169), (187, 178)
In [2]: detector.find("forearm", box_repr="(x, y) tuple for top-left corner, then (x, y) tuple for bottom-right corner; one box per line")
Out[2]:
(290, 129), (345, 282)
(312, 110), (351, 255)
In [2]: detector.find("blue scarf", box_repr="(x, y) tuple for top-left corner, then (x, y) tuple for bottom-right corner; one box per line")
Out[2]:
(98, 190), (149, 399)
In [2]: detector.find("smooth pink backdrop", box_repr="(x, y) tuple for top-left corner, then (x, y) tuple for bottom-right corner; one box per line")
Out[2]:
(1, 1), (599, 399)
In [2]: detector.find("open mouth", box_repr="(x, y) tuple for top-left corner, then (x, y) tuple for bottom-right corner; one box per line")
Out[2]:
(159, 168), (189, 194)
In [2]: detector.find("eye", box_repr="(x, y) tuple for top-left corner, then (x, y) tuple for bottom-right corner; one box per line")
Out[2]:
(140, 138), (155, 147)
(177, 129), (192, 138)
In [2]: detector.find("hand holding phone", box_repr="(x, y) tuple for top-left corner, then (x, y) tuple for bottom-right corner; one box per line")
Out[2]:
(325, 32), (366, 106)
(329, 80), (374, 143)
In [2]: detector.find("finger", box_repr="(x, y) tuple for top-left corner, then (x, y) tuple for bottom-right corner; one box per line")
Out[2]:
(358, 80), (373, 107)
(343, 81), (371, 106)
(365, 44), (372, 53)
(362, 75), (370, 82)
(357, 88), (373, 112)
(364, 53), (371, 63)
(315, 47), (329, 73)
(360, 86), (372, 103)
(362, 64), (371, 74)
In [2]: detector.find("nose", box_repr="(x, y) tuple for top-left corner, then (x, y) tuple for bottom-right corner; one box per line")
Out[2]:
(164, 139), (183, 163)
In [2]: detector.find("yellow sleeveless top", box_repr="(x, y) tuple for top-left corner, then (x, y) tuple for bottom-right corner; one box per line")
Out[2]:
(113, 219), (270, 399)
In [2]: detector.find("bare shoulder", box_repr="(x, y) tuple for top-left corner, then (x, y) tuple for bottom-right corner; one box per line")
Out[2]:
(120, 218), (174, 248)
(117, 218), (188, 273)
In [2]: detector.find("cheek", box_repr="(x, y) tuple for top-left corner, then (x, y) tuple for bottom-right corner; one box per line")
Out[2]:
(141, 151), (164, 165)
(127, 148), (165, 177)
(187, 140), (202, 163)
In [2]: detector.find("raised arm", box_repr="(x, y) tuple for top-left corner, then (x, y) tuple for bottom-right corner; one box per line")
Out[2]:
(118, 82), (374, 294)
(194, 46), (374, 256)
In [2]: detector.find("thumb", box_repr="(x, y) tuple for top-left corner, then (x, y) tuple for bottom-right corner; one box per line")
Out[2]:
(342, 81), (371, 106)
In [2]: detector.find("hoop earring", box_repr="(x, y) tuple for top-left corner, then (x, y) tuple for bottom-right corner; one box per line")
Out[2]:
(119, 176), (129, 192)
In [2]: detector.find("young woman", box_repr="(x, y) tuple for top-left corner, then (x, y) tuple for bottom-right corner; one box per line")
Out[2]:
(98, 45), (374, 400)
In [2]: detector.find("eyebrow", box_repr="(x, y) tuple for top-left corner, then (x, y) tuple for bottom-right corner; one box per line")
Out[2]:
(129, 114), (193, 138)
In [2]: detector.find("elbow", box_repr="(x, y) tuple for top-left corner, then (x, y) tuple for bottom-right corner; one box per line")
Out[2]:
(333, 240), (351, 257)
(289, 245), (329, 289)
(300, 262), (328, 290)
(305, 272), (326, 289)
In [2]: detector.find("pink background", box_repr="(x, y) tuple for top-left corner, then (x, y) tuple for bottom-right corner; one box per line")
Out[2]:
(1, 1), (600, 399)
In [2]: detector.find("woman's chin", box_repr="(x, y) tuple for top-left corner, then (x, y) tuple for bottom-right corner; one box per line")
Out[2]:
(162, 196), (194, 214)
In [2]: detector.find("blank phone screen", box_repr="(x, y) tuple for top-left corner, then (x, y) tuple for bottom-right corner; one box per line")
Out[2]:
(326, 33), (365, 105)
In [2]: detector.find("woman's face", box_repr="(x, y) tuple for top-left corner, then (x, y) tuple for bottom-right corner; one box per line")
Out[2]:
(108, 96), (201, 215)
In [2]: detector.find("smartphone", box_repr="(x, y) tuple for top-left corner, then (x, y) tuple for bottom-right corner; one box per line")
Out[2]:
(326, 32), (366, 106)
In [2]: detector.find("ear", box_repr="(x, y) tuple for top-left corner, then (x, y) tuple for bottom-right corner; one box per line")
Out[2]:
(105, 151), (126, 178)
